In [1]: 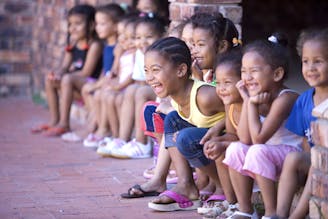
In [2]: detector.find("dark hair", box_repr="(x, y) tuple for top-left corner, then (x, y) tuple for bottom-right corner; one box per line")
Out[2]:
(215, 49), (242, 77)
(191, 13), (239, 50)
(96, 3), (125, 24)
(146, 37), (192, 76)
(296, 27), (328, 57)
(136, 13), (166, 37)
(243, 32), (290, 80)
(169, 18), (191, 38)
(67, 4), (97, 46)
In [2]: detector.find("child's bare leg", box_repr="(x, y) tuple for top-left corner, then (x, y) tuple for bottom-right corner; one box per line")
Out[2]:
(105, 91), (119, 138)
(81, 82), (95, 111)
(45, 78), (60, 126)
(256, 174), (277, 216)
(229, 168), (254, 214)
(276, 152), (310, 218)
(58, 73), (86, 129)
(197, 162), (224, 196)
(118, 84), (139, 141)
(216, 155), (237, 203)
(289, 167), (312, 219)
(129, 136), (169, 195)
(134, 86), (156, 144)
(94, 90), (111, 137)
(151, 146), (199, 203)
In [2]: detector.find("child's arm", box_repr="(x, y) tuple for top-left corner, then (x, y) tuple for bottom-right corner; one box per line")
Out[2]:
(248, 91), (298, 144)
(203, 104), (239, 160)
(155, 97), (174, 115)
(197, 85), (226, 144)
(49, 51), (72, 81)
(110, 75), (134, 91)
(78, 41), (103, 77)
(236, 80), (252, 144)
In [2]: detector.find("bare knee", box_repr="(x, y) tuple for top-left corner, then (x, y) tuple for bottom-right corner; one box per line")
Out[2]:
(61, 74), (73, 87)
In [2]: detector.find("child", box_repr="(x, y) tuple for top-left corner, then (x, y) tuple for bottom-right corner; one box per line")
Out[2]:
(32, 4), (103, 136)
(98, 14), (166, 158)
(144, 37), (225, 212)
(223, 34), (303, 218)
(275, 28), (328, 219)
(62, 3), (124, 142)
(197, 50), (242, 218)
(121, 13), (240, 200)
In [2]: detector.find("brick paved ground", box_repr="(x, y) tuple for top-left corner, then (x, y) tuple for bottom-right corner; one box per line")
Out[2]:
(0, 97), (199, 219)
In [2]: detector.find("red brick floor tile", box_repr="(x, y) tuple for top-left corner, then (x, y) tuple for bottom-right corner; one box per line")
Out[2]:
(0, 97), (199, 218)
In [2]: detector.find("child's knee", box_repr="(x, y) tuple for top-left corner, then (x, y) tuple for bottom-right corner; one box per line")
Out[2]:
(61, 74), (72, 86)
(225, 141), (247, 158)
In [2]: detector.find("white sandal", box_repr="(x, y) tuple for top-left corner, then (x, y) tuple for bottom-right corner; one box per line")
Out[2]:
(227, 210), (259, 219)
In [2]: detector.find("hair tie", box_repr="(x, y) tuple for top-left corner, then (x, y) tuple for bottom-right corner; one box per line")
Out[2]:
(139, 12), (154, 18)
(268, 35), (278, 44)
(232, 37), (242, 47)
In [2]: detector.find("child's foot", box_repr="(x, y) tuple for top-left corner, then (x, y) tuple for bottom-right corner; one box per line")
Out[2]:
(83, 133), (103, 148)
(43, 126), (69, 137)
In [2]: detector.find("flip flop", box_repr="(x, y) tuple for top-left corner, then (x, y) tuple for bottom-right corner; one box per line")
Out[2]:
(120, 184), (161, 199)
(44, 127), (69, 137)
(31, 124), (51, 134)
(148, 190), (201, 212)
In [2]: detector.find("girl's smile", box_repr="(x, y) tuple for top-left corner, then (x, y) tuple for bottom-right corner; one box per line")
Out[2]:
(302, 40), (328, 88)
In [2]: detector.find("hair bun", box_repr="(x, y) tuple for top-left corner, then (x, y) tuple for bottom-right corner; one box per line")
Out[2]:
(268, 32), (288, 47)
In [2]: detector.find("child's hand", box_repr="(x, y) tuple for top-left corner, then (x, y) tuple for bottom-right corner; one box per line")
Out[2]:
(200, 126), (220, 145)
(203, 70), (214, 83)
(191, 60), (203, 81)
(203, 138), (226, 160)
(236, 80), (249, 100)
(249, 92), (271, 104)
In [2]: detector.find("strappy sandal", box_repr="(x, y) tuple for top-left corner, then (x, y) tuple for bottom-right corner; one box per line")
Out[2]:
(227, 210), (259, 219)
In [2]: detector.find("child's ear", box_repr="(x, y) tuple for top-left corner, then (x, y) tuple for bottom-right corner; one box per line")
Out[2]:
(177, 63), (188, 77)
(273, 67), (285, 82)
(217, 40), (229, 54)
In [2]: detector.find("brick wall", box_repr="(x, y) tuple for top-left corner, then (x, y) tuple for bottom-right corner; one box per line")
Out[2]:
(169, 0), (242, 38)
(0, 0), (35, 96)
(310, 99), (328, 219)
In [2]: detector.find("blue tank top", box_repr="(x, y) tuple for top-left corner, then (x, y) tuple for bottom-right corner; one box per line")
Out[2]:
(103, 44), (115, 76)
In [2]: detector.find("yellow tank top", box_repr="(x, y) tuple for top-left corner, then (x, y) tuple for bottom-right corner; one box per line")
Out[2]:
(171, 80), (225, 128)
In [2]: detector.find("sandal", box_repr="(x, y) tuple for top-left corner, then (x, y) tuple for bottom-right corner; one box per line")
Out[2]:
(120, 184), (161, 199)
(31, 124), (51, 134)
(227, 210), (259, 219)
(197, 194), (226, 215)
(61, 132), (82, 142)
(148, 190), (201, 212)
(43, 127), (69, 137)
(83, 133), (103, 148)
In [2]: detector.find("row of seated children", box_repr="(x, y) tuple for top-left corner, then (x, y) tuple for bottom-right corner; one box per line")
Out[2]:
(120, 24), (328, 219)
(31, 2), (328, 219)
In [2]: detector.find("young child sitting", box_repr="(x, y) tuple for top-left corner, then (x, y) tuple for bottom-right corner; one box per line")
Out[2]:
(32, 4), (103, 137)
(223, 33), (303, 218)
(275, 27), (328, 219)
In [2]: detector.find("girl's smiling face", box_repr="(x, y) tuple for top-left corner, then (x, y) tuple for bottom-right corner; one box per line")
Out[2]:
(144, 50), (180, 98)
(302, 40), (328, 88)
(68, 14), (88, 42)
(123, 22), (136, 50)
(241, 51), (274, 96)
(135, 23), (160, 53)
(192, 28), (216, 69)
(216, 63), (242, 105)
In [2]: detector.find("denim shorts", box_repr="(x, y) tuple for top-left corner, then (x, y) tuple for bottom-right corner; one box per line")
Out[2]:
(164, 111), (212, 167)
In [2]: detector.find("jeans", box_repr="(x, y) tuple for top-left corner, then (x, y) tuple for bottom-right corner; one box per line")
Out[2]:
(164, 111), (212, 167)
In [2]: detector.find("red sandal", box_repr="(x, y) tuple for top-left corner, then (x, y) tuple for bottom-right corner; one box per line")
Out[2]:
(43, 127), (69, 137)
(31, 124), (51, 134)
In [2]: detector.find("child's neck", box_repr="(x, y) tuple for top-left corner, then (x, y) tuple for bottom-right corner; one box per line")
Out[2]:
(76, 38), (89, 48)
(314, 86), (328, 106)
(106, 34), (117, 46)
(171, 79), (193, 108)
